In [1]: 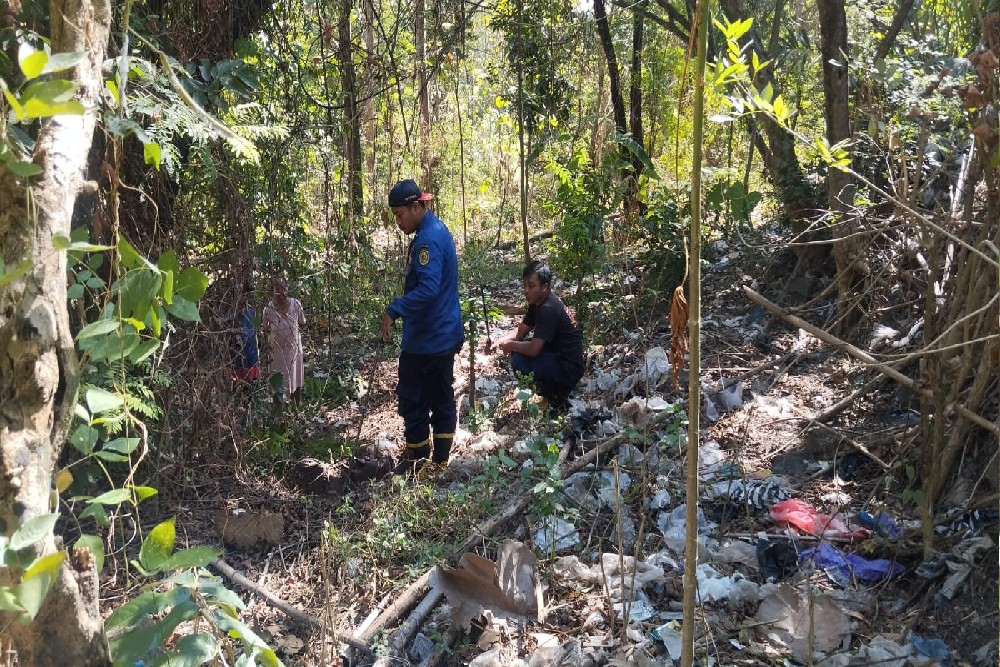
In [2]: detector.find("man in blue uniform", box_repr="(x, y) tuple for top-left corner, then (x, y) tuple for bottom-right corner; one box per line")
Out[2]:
(380, 179), (464, 467)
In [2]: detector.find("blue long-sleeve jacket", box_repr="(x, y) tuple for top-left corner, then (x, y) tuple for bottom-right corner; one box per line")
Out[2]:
(386, 210), (464, 355)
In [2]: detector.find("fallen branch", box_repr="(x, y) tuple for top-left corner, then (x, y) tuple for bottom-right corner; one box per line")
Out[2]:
(744, 287), (999, 437)
(812, 375), (888, 424)
(798, 418), (891, 471)
(210, 558), (371, 654)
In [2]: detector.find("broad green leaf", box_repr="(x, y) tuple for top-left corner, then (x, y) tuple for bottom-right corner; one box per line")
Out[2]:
(616, 135), (659, 180)
(117, 238), (156, 271)
(158, 633), (219, 666)
(175, 267), (209, 302)
(103, 437), (140, 455)
(86, 387), (124, 415)
(74, 535), (105, 574)
(0, 588), (26, 614)
(67, 283), (85, 299)
(21, 79), (77, 105)
(132, 486), (158, 502)
(109, 599), (199, 663)
(166, 295), (200, 322)
(106, 587), (191, 630)
(197, 580), (245, 612)
(144, 142), (162, 169)
(140, 518), (176, 572)
(163, 546), (219, 571)
(23, 98), (85, 118)
(128, 338), (160, 364)
(15, 570), (52, 620)
(76, 318), (120, 340)
(24, 550), (66, 581)
(3, 89), (25, 120)
(69, 424), (99, 454)
(161, 267), (174, 304)
(41, 52), (85, 74)
(19, 45), (47, 80)
(3, 158), (43, 177)
(55, 468), (73, 493)
(89, 488), (131, 506)
(94, 450), (130, 462)
(156, 250), (181, 276)
(70, 241), (114, 252)
(10, 514), (59, 551)
(79, 503), (109, 525)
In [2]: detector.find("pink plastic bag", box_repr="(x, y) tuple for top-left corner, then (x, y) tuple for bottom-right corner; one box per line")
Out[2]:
(769, 498), (869, 539)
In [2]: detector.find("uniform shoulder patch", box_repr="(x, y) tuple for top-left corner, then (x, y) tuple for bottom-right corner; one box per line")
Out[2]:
(417, 244), (430, 266)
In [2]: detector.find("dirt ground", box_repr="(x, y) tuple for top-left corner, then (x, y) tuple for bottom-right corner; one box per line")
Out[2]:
(118, 242), (998, 667)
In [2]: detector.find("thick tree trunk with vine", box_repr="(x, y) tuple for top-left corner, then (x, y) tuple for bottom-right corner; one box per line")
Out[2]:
(818, 0), (865, 331)
(0, 1), (112, 664)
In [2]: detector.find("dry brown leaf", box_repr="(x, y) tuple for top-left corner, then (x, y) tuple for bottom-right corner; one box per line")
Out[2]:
(669, 285), (688, 390)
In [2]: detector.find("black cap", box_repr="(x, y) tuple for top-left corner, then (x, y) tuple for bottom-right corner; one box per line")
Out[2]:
(388, 179), (434, 207)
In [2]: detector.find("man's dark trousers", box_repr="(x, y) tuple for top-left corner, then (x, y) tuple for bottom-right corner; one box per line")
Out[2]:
(396, 349), (458, 463)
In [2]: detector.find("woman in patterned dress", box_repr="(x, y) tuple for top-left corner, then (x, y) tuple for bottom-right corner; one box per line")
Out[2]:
(262, 274), (306, 403)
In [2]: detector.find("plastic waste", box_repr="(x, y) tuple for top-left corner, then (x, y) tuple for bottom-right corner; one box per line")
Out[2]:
(533, 516), (580, 552)
(800, 541), (906, 584)
(713, 479), (790, 510)
(857, 510), (900, 538)
(756, 537), (800, 583)
(911, 634), (949, 663)
(719, 381), (743, 411)
(769, 498), (869, 539)
(935, 507), (998, 539)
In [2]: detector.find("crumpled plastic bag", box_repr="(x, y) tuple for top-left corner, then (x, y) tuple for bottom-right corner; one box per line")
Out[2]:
(769, 498), (869, 539)
(800, 541), (906, 584)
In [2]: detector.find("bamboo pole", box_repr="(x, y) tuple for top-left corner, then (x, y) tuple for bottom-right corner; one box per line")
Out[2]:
(681, 1), (709, 665)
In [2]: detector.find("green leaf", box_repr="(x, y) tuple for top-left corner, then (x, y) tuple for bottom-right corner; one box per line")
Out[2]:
(157, 250), (181, 276)
(175, 267), (209, 302)
(16, 570), (52, 619)
(19, 45), (47, 80)
(117, 238), (156, 271)
(24, 550), (66, 581)
(76, 318), (120, 340)
(86, 387), (124, 415)
(144, 142), (162, 169)
(109, 599), (200, 663)
(103, 437), (140, 455)
(154, 633), (219, 667)
(10, 514), (59, 551)
(160, 267), (174, 305)
(71, 241), (114, 252)
(74, 535), (105, 573)
(69, 423), (99, 454)
(140, 518), (176, 573)
(106, 587), (191, 630)
(166, 295), (200, 322)
(3, 158), (43, 177)
(128, 338), (161, 364)
(163, 546), (219, 571)
(79, 503), (109, 525)
(94, 450), (130, 462)
(21, 79), (78, 105)
(23, 98), (84, 118)
(41, 52), (85, 74)
(89, 488), (132, 506)
(0, 259), (33, 290)
(67, 283), (85, 299)
(615, 134), (659, 180)
(132, 486), (158, 502)
(0, 588), (26, 614)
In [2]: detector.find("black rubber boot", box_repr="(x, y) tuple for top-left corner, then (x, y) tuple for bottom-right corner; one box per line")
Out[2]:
(432, 433), (453, 464)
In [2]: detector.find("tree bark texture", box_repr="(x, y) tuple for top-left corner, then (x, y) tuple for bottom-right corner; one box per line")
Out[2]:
(595, 0), (627, 135)
(818, 0), (865, 329)
(338, 0), (365, 226)
(0, 0), (112, 664)
(629, 2), (646, 176)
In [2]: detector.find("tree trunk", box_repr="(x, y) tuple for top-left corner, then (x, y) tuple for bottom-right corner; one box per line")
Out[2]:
(415, 0), (432, 185)
(628, 1), (646, 214)
(339, 0), (365, 227)
(718, 0), (821, 256)
(818, 0), (864, 330)
(595, 0), (628, 137)
(0, 0), (112, 664)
